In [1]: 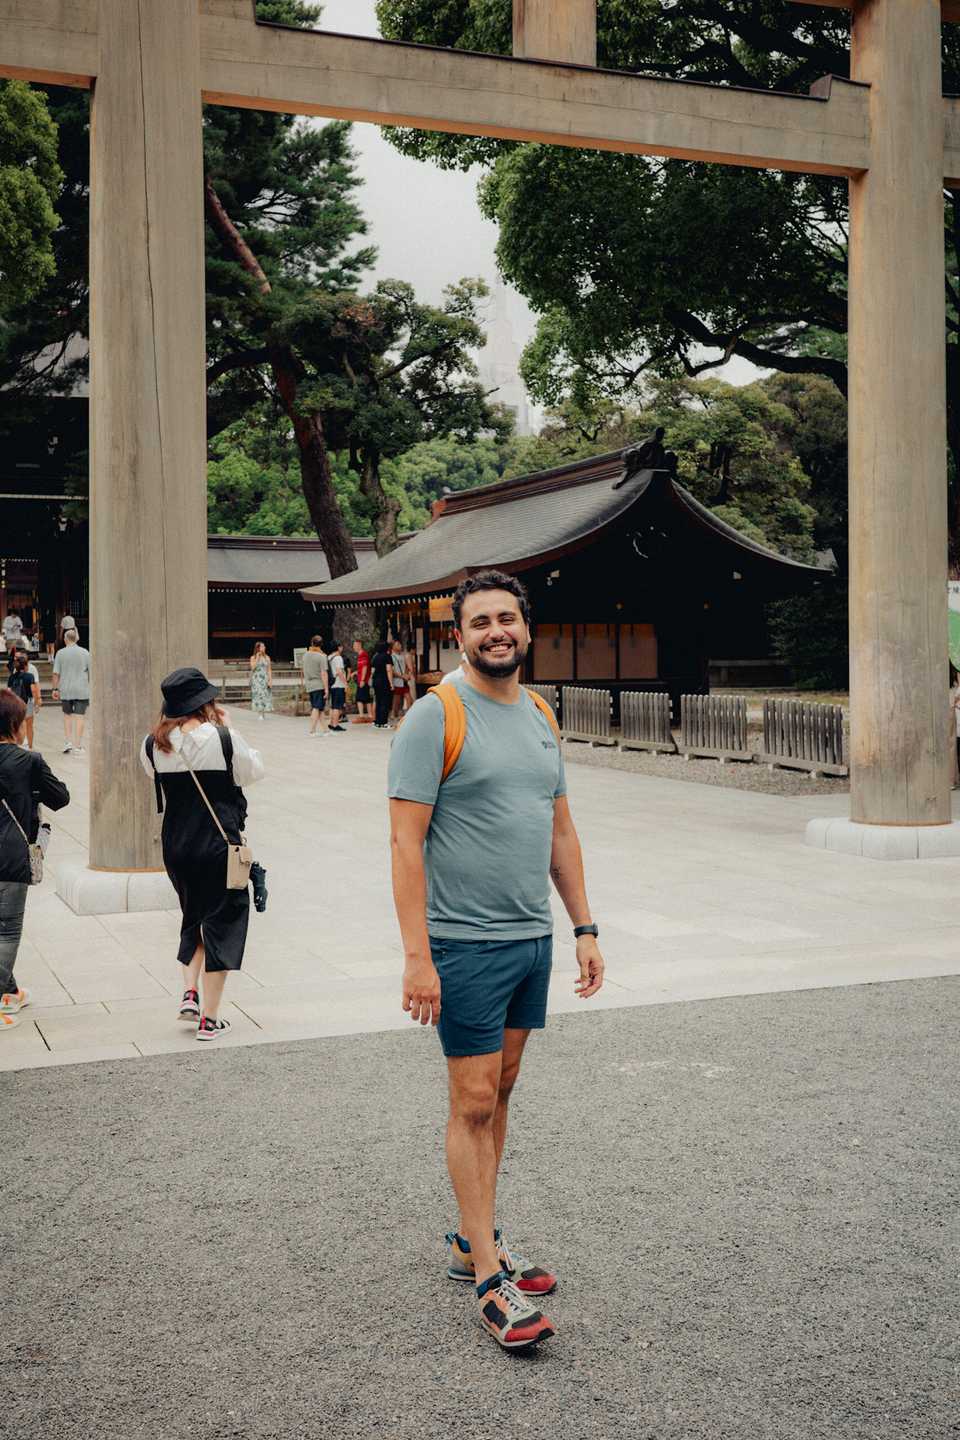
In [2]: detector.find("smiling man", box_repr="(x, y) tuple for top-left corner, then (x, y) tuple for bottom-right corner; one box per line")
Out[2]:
(388, 569), (605, 1351)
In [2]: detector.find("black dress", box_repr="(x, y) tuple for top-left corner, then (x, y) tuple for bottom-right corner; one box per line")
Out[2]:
(146, 733), (250, 973)
(371, 649), (393, 727)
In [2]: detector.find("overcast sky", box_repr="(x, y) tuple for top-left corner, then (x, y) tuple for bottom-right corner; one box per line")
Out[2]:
(317, 0), (756, 392)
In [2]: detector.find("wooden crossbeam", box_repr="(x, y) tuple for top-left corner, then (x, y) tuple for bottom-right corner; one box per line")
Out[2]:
(0, 0), (97, 88)
(198, 10), (869, 176)
(0, 0), (956, 180)
(790, 0), (960, 18)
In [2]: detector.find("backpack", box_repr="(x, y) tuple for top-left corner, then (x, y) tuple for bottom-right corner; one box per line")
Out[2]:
(8, 668), (34, 703)
(427, 684), (561, 783)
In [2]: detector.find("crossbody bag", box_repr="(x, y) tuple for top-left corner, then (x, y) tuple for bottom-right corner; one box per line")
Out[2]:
(1, 797), (44, 886)
(146, 727), (253, 891)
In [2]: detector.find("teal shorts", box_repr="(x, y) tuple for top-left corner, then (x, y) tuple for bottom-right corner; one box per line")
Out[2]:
(429, 934), (553, 1058)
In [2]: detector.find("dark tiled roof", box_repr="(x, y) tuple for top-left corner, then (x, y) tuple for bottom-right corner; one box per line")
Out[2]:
(302, 450), (830, 606)
(207, 535), (380, 589)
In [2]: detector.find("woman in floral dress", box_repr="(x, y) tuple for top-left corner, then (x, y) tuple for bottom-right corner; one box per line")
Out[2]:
(249, 642), (273, 719)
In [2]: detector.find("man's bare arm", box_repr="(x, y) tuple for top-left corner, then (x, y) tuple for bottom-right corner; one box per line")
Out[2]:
(390, 798), (442, 1025)
(550, 796), (604, 999)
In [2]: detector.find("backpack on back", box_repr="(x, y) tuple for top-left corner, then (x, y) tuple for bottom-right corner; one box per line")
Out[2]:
(427, 684), (560, 783)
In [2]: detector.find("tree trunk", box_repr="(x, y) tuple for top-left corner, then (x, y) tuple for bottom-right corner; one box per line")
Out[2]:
(358, 448), (402, 556)
(204, 177), (357, 578)
(271, 349), (357, 578)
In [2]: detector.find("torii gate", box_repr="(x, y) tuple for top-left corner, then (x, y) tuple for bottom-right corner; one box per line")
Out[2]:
(1, 0), (957, 905)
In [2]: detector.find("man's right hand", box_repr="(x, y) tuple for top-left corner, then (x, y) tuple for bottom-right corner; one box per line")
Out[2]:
(402, 958), (441, 1026)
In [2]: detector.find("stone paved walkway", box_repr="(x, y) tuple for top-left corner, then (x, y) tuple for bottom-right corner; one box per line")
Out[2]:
(6, 979), (958, 1439)
(4, 704), (960, 1071)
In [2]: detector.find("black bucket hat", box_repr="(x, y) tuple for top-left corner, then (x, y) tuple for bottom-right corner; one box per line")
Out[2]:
(160, 666), (218, 718)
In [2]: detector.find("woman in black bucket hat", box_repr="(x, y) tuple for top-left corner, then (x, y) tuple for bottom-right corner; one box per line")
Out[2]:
(140, 667), (264, 1041)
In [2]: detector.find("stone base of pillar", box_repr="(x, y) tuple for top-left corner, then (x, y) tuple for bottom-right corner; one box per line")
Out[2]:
(55, 861), (178, 916)
(805, 818), (960, 861)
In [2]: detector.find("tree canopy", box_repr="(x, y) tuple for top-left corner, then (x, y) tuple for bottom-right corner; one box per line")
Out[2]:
(376, 2), (960, 548)
(0, 81), (63, 312)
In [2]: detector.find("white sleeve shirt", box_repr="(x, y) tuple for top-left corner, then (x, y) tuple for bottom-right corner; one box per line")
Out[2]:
(139, 722), (265, 785)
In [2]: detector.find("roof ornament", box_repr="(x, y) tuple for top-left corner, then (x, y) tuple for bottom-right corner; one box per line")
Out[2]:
(614, 429), (677, 489)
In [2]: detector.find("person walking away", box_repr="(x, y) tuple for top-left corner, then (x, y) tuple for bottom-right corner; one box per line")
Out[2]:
(3, 610), (22, 671)
(141, 667), (264, 1041)
(8, 650), (41, 749)
(388, 569), (605, 1351)
(301, 636), (329, 736)
(353, 637), (373, 722)
(370, 641), (393, 729)
(389, 640), (409, 724)
(0, 689), (70, 1031)
(51, 627), (91, 755)
(249, 642), (273, 720)
(328, 642), (348, 732)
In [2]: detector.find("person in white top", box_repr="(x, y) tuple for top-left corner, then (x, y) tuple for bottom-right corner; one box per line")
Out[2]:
(328, 641), (349, 732)
(140, 666), (264, 1042)
(2, 611), (22, 660)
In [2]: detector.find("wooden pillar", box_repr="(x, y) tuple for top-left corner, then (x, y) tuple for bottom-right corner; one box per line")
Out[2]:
(847, 0), (950, 825)
(89, 0), (207, 869)
(513, 0), (596, 66)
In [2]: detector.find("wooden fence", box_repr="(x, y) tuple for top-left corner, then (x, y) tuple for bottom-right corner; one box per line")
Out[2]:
(679, 694), (751, 762)
(561, 686), (615, 745)
(620, 690), (676, 753)
(758, 699), (848, 777)
(527, 683), (559, 718)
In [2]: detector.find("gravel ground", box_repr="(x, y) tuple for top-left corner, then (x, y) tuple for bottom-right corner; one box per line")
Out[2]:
(563, 738), (850, 796)
(4, 978), (957, 1440)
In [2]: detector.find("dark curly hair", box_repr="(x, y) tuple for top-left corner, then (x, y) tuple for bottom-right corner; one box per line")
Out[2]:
(452, 570), (531, 631)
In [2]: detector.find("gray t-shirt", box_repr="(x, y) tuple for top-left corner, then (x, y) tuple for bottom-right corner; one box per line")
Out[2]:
(388, 684), (566, 940)
(302, 650), (328, 690)
(53, 644), (91, 700)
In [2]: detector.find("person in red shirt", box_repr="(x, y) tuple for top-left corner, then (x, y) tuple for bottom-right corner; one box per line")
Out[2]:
(353, 637), (372, 721)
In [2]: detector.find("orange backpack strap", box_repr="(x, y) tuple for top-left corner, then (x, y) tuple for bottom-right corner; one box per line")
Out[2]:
(525, 688), (561, 741)
(428, 685), (468, 783)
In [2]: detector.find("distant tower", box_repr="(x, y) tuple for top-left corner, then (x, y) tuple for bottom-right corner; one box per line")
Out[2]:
(476, 278), (536, 437)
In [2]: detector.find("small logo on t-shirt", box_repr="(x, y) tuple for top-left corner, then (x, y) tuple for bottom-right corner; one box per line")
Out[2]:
(541, 740), (557, 750)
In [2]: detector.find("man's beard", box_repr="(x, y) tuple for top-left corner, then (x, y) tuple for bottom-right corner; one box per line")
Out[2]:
(468, 638), (528, 679)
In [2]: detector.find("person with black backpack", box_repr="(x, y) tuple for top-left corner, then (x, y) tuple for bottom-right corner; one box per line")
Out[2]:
(0, 688), (69, 1031)
(140, 667), (264, 1042)
(8, 648), (41, 749)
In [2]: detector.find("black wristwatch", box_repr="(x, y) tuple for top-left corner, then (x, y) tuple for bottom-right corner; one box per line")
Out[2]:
(573, 923), (599, 939)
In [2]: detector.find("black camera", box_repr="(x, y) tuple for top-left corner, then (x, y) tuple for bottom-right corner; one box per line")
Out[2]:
(250, 861), (268, 913)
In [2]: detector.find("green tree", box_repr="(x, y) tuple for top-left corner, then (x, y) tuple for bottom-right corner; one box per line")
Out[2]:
(381, 431), (517, 529)
(306, 279), (511, 553)
(0, 81), (62, 311)
(375, 4), (960, 550)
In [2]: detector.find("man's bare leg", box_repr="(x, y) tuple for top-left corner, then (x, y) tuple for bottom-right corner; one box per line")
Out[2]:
(492, 1027), (530, 1173)
(446, 1052), (502, 1284)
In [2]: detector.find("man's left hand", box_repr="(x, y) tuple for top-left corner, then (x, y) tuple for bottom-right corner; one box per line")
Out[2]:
(574, 935), (605, 999)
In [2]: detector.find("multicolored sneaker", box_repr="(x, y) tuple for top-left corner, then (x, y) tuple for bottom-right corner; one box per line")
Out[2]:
(475, 1271), (555, 1350)
(446, 1230), (557, 1295)
(0, 1013), (20, 1031)
(178, 988), (200, 1021)
(0, 987), (30, 1015)
(196, 1015), (231, 1042)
